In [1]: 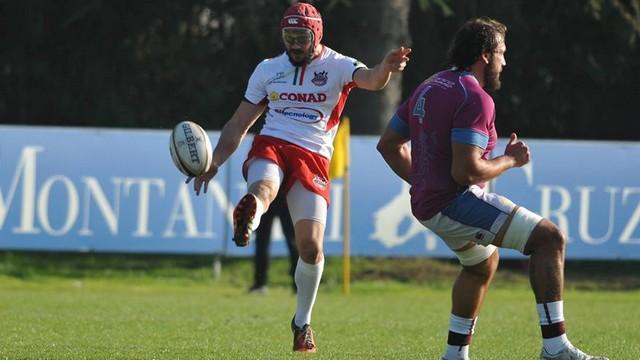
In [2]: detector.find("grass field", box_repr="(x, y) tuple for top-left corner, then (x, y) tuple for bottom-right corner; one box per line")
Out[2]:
(0, 252), (638, 359)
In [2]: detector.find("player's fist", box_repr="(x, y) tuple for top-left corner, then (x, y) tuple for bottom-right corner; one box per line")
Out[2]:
(504, 133), (530, 167)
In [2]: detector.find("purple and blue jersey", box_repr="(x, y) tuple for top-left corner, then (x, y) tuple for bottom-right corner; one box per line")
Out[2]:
(390, 69), (497, 220)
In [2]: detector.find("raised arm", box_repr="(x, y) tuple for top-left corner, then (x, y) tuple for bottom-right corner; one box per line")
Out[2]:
(192, 100), (266, 194)
(354, 47), (411, 91)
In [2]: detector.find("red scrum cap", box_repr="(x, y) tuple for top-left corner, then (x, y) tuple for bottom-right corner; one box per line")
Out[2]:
(280, 2), (323, 48)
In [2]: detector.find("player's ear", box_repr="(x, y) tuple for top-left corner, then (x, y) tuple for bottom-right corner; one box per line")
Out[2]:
(480, 52), (490, 64)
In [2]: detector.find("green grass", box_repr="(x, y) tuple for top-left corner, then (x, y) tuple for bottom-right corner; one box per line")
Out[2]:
(0, 252), (638, 359)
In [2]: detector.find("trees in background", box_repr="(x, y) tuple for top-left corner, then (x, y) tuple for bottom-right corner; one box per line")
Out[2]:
(409, 0), (640, 140)
(324, 0), (411, 134)
(1, 0), (285, 128)
(2, 0), (639, 140)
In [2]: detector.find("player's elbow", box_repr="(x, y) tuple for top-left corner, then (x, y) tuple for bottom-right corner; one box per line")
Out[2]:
(376, 138), (396, 160)
(368, 76), (391, 91)
(370, 79), (390, 91)
(451, 169), (472, 186)
(451, 164), (481, 186)
(359, 80), (387, 92)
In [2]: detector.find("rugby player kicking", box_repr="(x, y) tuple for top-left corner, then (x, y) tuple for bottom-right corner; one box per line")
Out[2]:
(191, 2), (410, 353)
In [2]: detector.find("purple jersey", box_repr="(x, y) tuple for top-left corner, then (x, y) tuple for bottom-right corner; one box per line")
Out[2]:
(390, 69), (497, 220)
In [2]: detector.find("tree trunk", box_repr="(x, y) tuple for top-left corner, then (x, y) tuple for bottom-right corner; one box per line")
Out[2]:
(324, 0), (411, 135)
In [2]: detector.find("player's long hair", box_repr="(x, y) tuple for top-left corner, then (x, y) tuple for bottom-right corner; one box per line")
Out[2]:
(447, 17), (507, 71)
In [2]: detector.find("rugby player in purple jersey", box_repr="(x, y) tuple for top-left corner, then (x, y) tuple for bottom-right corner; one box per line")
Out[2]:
(377, 17), (608, 360)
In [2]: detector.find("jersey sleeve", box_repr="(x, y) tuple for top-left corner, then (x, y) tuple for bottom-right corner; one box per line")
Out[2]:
(389, 99), (410, 138)
(451, 93), (493, 150)
(335, 53), (367, 86)
(244, 61), (268, 105)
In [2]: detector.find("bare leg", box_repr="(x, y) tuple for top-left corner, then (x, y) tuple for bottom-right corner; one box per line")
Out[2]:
(247, 179), (279, 210)
(451, 249), (499, 318)
(524, 219), (565, 303)
(443, 249), (499, 360)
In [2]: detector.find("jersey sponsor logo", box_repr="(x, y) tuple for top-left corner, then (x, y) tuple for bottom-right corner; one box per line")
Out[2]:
(313, 175), (328, 189)
(311, 71), (328, 86)
(431, 76), (455, 89)
(267, 72), (287, 84)
(269, 91), (327, 103)
(274, 106), (323, 124)
(269, 91), (280, 102)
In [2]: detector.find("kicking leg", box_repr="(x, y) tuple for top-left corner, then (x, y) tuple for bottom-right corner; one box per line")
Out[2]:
(233, 159), (282, 246)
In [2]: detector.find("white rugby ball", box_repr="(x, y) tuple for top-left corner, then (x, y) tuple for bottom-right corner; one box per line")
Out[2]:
(169, 121), (213, 177)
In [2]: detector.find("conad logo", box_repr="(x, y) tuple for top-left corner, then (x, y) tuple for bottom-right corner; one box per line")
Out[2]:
(276, 107), (323, 124)
(271, 92), (327, 103)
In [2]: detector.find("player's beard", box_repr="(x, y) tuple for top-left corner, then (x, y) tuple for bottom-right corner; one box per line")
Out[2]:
(485, 55), (502, 91)
(287, 48), (314, 66)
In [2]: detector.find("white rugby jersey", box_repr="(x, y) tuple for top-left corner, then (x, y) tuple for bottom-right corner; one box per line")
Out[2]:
(244, 46), (366, 159)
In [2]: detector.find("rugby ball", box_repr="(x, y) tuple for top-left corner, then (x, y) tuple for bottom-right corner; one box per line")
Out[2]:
(169, 121), (213, 177)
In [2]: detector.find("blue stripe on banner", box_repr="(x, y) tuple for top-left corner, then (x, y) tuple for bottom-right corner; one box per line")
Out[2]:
(389, 114), (410, 138)
(451, 128), (489, 149)
(441, 191), (502, 232)
(1, 125), (639, 259)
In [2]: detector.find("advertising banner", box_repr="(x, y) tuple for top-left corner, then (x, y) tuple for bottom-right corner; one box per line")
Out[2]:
(1, 126), (638, 259)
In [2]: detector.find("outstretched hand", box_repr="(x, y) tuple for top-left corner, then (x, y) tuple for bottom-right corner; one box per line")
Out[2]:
(186, 163), (219, 196)
(504, 133), (530, 167)
(383, 47), (412, 73)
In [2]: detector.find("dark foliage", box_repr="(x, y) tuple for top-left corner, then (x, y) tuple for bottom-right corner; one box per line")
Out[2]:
(2, 0), (639, 139)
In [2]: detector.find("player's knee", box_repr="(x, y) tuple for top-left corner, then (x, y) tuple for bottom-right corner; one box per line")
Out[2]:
(547, 223), (566, 252)
(463, 249), (499, 282)
(249, 181), (278, 206)
(298, 243), (323, 264)
(524, 220), (565, 255)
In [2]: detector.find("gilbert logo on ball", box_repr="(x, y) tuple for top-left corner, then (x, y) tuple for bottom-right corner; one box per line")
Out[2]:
(169, 121), (213, 177)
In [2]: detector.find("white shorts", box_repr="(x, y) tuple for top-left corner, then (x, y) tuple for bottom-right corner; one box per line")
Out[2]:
(246, 158), (327, 226)
(420, 185), (543, 266)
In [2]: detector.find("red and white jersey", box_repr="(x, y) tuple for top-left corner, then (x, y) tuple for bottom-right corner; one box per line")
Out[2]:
(244, 46), (366, 159)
